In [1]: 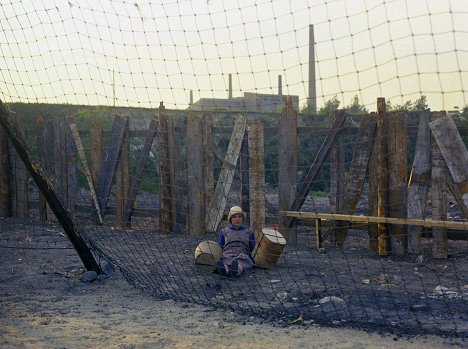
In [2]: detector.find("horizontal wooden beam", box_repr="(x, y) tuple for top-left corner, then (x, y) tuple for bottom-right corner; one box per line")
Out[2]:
(281, 211), (468, 230)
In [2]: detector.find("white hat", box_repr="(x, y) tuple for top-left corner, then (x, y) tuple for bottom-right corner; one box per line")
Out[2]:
(228, 206), (245, 223)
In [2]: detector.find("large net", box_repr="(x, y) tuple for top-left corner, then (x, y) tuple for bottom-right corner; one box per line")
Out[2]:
(1, 0), (467, 338)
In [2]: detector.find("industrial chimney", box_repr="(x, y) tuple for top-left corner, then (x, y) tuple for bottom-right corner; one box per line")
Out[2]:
(308, 24), (317, 113)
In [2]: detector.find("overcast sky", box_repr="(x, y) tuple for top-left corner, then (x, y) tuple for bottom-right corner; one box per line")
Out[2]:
(1, 0), (467, 111)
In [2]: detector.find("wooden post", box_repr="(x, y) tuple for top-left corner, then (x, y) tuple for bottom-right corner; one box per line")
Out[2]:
(187, 111), (205, 234)
(387, 112), (408, 254)
(0, 121), (12, 216)
(248, 123), (265, 234)
(316, 219), (322, 250)
(41, 118), (55, 221)
(278, 96), (297, 242)
(66, 118), (77, 212)
(407, 110), (431, 253)
(0, 100), (101, 273)
(89, 123), (102, 188)
(430, 111), (448, 258)
(329, 111), (345, 244)
(367, 118), (378, 252)
(158, 102), (175, 234)
(376, 98), (390, 256)
(202, 113), (214, 217)
(116, 120), (130, 228)
(240, 128), (250, 226)
(13, 114), (29, 218)
(205, 115), (247, 233)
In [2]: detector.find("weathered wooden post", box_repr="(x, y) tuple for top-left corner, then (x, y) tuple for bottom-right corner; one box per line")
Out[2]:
(12, 114), (29, 218)
(368, 113), (378, 252)
(187, 111), (206, 234)
(89, 123), (102, 188)
(329, 111), (345, 244)
(66, 117), (77, 212)
(240, 127), (250, 226)
(158, 102), (176, 234)
(430, 111), (448, 258)
(407, 110), (431, 254)
(37, 117), (55, 220)
(116, 119), (130, 228)
(278, 96), (297, 242)
(0, 122), (12, 216)
(376, 97), (390, 256)
(387, 112), (408, 254)
(248, 122), (265, 234)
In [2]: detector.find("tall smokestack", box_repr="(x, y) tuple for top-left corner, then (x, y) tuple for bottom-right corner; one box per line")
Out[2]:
(189, 90), (193, 105)
(278, 75), (282, 96)
(228, 74), (233, 99)
(308, 24), (317, 113)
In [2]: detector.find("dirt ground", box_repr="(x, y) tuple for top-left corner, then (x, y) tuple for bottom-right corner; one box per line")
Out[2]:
(0, 244), (465, 349)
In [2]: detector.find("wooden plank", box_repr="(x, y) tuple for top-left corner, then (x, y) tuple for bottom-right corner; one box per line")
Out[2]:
(158, 102), (174, 234)
(248, 123), (265, 233)
(286, 110), (346, 229)
(430, 111), (448, 258)
(388, 112), (408, 254)
(123, 117), (158, 226)
(70, 123), (103, 224)
(205, 115), (247, 233)
(281, 211), (468, 230)
(368, 116), (378, 252)
(429, 114), (468, 210)
(116, 121), (130, 228)
(407, 111), (431, 254)
(95, 114), (127, 221)
(376, 98), (390, 256)
(335, 113), (377, 246)
(66, 118), (77, 212)
(0, 99), (101, 272)
(278, 96), (298, 242)
(0, 120), (12, 216)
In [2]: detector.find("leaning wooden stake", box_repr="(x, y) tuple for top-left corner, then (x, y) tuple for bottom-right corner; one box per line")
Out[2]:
(124, 117), (158, 226)
(0, 100), (100, 273)
(70, 123), (103, 224)
(205, 115), (247, 233)
(407, 110), (431, 253)
(286, 110), (346, 229)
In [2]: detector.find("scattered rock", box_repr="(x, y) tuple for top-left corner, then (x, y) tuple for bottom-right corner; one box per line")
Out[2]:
(318, 296), (345, 304)
(80, 271), (98, 283)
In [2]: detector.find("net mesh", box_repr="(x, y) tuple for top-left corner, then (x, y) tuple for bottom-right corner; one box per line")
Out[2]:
(1, 0), (467, 337)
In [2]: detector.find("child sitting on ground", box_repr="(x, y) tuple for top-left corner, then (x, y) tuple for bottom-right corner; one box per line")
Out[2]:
(216, 206), (256, 277)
